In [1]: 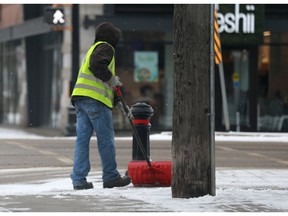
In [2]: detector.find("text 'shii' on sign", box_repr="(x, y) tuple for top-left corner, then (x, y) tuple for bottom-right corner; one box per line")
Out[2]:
(44, 7), (65, 25)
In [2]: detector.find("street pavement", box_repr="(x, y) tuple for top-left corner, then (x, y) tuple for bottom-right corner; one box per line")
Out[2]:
(0, 127), (288, 212)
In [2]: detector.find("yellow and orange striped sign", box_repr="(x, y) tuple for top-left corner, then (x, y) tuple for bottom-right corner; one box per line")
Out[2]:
(214, 10), (222, 65)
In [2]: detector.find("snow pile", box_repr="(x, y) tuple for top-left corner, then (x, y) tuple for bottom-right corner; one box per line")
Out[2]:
(2, 126), (288, 143)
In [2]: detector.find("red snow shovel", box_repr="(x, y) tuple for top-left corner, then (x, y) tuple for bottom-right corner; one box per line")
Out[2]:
(114, 87), (172, 187)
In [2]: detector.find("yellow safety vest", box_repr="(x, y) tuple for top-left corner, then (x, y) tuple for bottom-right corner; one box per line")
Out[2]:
(72, 41), (115, 108)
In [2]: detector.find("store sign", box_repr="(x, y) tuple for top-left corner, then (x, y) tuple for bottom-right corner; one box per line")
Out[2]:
(217, 4), (255, 34)
(217, 4), (264, 45)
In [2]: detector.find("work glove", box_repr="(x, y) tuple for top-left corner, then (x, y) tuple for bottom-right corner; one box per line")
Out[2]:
(117, 102), (133, 120)
(108, 75), (123, 87)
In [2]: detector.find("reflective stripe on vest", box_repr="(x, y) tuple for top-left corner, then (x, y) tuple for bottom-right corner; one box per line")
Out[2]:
(72, 41), (115, 108)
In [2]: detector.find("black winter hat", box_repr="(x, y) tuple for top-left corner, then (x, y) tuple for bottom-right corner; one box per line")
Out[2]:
(94, 22), (121, 48)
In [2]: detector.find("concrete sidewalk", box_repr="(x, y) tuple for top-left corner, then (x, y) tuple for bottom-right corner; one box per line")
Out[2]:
(1, 167), (288, 212)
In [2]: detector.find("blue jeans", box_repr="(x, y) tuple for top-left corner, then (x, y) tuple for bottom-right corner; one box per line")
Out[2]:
(70, 97), (120, 186)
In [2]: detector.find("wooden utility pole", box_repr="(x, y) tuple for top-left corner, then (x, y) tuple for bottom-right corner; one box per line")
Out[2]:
(172, 4), (215, 198)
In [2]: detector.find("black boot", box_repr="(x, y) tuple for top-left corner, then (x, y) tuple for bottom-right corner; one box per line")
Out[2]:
(73, 182), (94, 190)
(103, 176), (131, 188)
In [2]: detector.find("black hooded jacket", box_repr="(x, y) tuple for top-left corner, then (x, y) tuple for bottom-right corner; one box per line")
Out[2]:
(89, 22), (121, 82)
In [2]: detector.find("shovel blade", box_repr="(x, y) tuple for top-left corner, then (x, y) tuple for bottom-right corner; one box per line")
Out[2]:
(128, 161), (172, 187)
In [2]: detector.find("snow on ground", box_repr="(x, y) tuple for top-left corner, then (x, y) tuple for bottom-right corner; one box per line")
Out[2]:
(2, 126), (288, 143)
(0, 168), (288, 212)
(0, 127), (44, 139)
(1, 127), (288, 212)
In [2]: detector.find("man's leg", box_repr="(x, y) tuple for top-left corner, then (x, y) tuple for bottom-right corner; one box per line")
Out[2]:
(89, 100), (120, 182)
(91, 101), (131, 188)
(70, 99), (94, 188)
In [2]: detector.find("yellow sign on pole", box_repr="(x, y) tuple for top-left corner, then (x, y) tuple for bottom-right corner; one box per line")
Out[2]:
(214, 11), (222, 65)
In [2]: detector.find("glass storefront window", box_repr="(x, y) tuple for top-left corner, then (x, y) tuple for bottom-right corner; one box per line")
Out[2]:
(258, 32), (288, 131)
(40, 32), (63, 128)
(0, 40), (23, 125)
(222, 49), (250, 130)
(114, 31), (169, 130)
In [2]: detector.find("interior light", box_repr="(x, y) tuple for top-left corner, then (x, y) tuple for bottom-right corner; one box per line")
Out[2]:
(263, 31), (271, 37)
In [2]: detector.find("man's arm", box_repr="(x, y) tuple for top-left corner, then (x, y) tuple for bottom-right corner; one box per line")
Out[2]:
(89, 43), (114, 82)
